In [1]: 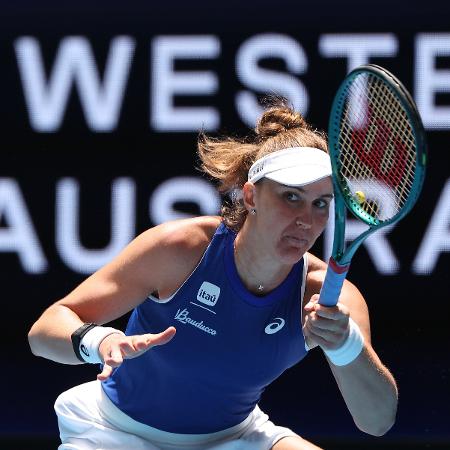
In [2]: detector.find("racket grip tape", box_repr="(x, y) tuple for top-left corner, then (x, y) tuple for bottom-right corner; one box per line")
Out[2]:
(318, 258), (350, 306)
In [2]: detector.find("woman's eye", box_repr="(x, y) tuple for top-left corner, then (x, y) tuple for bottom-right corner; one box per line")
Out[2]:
(285, 192), (299, 202)
(314, 199), (329, 208)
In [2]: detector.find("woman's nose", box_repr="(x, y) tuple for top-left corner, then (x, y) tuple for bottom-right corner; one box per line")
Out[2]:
(295, 209), (312, 229)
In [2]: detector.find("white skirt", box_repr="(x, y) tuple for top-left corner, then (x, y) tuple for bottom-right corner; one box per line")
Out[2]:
(54, 380), (298, 450)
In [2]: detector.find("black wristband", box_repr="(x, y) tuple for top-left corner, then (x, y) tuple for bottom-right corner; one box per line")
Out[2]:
(71, 323), (98, 362)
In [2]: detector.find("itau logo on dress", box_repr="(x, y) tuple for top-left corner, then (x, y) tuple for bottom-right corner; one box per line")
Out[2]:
(197, 281), (220, 306)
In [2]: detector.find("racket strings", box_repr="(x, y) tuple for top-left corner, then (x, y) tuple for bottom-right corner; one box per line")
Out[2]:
(338, 73), (417, 222)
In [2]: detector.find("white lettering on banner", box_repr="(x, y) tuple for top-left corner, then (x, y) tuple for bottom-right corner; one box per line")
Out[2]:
(235, 33), (308, 128)
(14, 36), (135, 132)
(413, 178), (450, 274)
(151, 35), (220, 131)
(319, 34), (399, 131)
(0, 179), (47, 273)
(12, 32), (450, 131)
(55, 177), (136, 274)
(149, 177), (221, 224)
(415, 33), (450, 130)
(1, 175), (448, 276)
(318, 34), (398, 72)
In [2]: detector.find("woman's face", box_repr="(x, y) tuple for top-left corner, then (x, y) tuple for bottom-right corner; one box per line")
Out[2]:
(247, 177), (333, 264)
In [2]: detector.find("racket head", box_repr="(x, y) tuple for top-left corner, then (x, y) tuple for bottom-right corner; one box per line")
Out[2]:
(328, 64), (427, 229)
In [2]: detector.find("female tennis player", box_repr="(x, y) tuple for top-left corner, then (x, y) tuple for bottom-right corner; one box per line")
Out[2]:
(28, 102), (398, 450)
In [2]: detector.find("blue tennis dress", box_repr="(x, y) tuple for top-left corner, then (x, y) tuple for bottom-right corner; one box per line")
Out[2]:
(102, 223), (308, 434)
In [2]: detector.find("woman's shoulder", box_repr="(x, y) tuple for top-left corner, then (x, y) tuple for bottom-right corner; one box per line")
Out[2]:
(305, 252), (327, 279)
(120, 216), (222, 297)
(304, 252), (368, 318)
(151, 216), (221, 249)
(130, 216), (222, 265)
(303, 252), (327, 299)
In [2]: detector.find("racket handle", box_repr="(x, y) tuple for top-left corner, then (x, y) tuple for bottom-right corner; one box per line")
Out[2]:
(319, 257), (350, 306)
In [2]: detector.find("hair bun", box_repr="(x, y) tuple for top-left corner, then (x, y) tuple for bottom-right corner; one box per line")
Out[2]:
(255, 106), (307, 139)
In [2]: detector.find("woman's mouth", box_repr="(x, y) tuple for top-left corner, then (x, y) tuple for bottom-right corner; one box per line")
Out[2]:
(283, 235), (309, 248)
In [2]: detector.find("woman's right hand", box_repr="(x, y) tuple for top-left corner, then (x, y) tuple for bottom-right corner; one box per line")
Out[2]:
(97, 326), (176, 381)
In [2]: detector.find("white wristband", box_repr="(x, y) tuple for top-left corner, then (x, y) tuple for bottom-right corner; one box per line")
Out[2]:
(79, 326), (125, 364)
(323, 318), (364, 366)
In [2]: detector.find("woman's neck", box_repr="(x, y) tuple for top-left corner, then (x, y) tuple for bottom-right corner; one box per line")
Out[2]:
(234, 222), (292, 295)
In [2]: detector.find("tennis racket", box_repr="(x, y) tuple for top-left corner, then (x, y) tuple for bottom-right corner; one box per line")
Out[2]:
(319, 64), (427, 306)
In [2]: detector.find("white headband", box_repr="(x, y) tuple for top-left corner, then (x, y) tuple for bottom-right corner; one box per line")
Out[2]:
(248, 147), (332, 187)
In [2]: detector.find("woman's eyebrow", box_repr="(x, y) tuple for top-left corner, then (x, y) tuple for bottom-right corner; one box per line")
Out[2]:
(287, 186), (334, 198)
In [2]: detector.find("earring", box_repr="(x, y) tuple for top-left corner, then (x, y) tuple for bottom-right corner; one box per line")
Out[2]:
(250, 209), (256, 215)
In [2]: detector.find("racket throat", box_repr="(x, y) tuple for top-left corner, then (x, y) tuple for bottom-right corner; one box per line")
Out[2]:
(329, 256), (350, 274)
(318, 257), (351, 306)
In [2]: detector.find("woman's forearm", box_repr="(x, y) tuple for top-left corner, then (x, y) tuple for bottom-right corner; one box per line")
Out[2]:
(28, 304), (85, 365)
(328, 345), (398, 436)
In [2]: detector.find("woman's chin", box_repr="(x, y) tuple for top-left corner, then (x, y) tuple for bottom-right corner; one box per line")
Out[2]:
(278, 243), (308, 264)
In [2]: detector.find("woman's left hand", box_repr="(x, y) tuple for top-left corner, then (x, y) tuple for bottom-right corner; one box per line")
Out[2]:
(303, 293), (351, 351)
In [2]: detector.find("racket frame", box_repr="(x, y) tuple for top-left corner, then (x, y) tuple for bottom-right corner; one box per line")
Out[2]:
(328, 64), (427, 266)
(319, 64), (427, 306)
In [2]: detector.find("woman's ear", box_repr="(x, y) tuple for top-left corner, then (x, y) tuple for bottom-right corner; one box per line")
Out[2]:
(242, 182), (256, 210)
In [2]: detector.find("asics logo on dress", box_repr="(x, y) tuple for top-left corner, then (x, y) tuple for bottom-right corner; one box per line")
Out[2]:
(197, 281), (220, 306)
(175, 308), (217, 336)
(265, 318), (286, 335)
